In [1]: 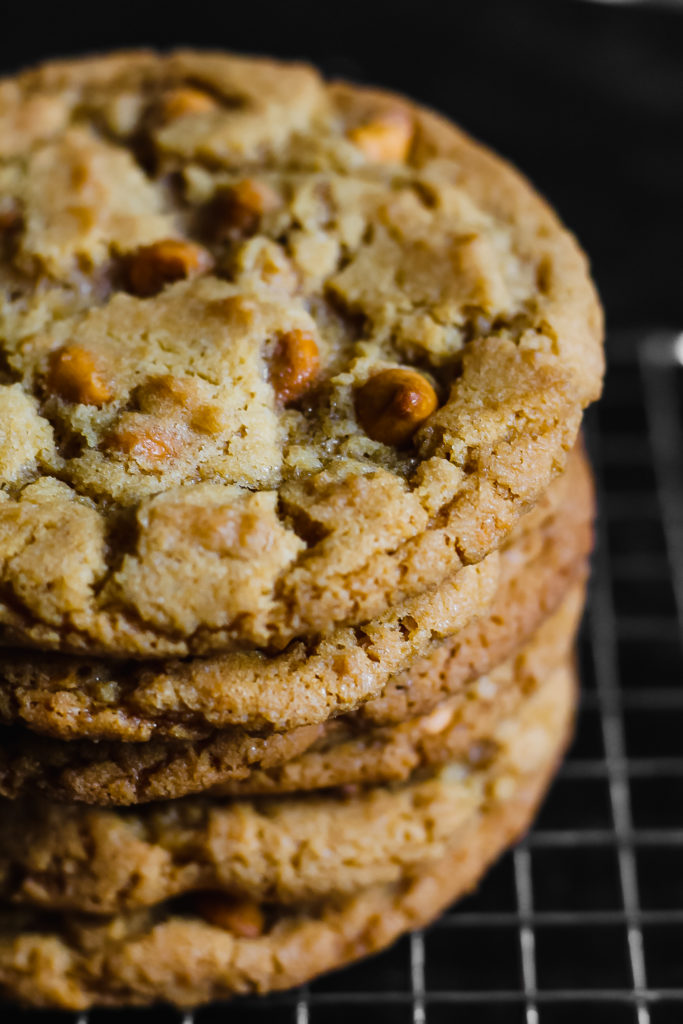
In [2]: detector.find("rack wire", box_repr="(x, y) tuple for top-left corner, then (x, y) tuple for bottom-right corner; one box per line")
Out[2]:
(11, 329), (683, 1023)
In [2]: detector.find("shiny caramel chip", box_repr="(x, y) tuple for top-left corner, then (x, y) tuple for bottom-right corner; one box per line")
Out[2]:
(269, 329), (320, 405)
(126, 239), (214, 297)
(355, 368), (438, 446)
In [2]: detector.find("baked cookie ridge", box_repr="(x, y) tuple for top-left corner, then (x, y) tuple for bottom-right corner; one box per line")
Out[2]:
(0, 443), (591, 742)
(0, 651), (576, 914)
(0, 664), (575, 1009)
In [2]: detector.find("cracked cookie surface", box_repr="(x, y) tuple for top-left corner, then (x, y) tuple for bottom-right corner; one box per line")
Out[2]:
(0, 51), (602, 656)
(0, 453), (591, 805)
(0, 446), (590, 742)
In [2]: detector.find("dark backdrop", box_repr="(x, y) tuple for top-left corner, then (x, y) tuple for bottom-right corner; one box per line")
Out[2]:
(3, 0), (682, 337)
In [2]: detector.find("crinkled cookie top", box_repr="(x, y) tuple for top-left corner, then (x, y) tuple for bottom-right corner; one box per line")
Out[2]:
(0, 51), (603, 655)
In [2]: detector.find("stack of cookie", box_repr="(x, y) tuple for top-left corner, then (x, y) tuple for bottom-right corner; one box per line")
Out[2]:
(0, 51), (603, 1009)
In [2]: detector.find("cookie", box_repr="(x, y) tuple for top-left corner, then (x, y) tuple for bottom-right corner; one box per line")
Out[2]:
(217, 580), (584, 798)
(0, 720), (323, 806)
(0, 668), (574, 1008)
(0, 514), (588, 807)
(0, 51), (603, 656)
(0, 545), (499, 742)
(0, 465), (590, 806)
(0, 653), (574, 914)
(0, 444), (591, 742)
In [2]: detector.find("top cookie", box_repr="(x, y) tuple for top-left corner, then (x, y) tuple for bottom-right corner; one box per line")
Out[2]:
(0, 51), (603, 656)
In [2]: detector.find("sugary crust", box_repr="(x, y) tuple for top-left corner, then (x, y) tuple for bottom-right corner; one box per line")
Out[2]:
(0, 675), (573, 1009)
(0, 446), (590, 742)
(0, 51), (603, 657)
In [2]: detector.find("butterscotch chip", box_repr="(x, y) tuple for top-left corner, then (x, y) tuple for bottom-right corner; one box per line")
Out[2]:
(208, 179), (281, 239)
(47, 344), (112, 406)
(136, 374), (198, 412)
(211, 294), (256, 327)
(126, 238), (214, 296)
(107, 416), (184, 463)
(269, 328), (320, 405)
(156, 87), (217, 123)
(189, 403), (230, 435)
(194, 895), (265, 938)
(355, 368), (438, 446)
(348, 109), (414, 162)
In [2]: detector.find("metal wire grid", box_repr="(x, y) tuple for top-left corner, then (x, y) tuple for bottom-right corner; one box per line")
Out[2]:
(11, 328), (683, 1024)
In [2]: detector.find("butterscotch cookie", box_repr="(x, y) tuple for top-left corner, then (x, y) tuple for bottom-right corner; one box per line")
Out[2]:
(0, 549), (498, 742)
(0, 51), (602, 657)
(0, 519), (588, 808)
(0, 470), (590, 806)
(0, 720), (323, 806)
(0, 445), (590, 742)
(0, 576), (573, 806)
(0, 667), (574, 1009)
(217, 580), (585, 797)
(0, 656), (574, 914)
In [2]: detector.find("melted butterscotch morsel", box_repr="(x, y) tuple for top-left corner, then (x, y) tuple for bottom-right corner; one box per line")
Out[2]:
(47, 344), (112, 407)
(348, 109), (414, 163)
(156, 87), (217, 123)
(355, 368), (438, 446)
(193, 893), (265, 938)
(126, 238), (214, 297)
(206, 179), (282, 240)
(136, 374), (200, 412)
(269, 328), (320, 405)
(136, 375), (228, 436)
(106, 414), (186, 465)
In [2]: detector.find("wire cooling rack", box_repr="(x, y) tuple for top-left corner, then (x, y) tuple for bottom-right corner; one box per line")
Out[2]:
(10, 329), (683, 1024)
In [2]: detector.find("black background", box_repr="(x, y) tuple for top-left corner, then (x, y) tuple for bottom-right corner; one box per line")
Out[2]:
(0, 5), (682, 1016)
(2, 0), (682, 337)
